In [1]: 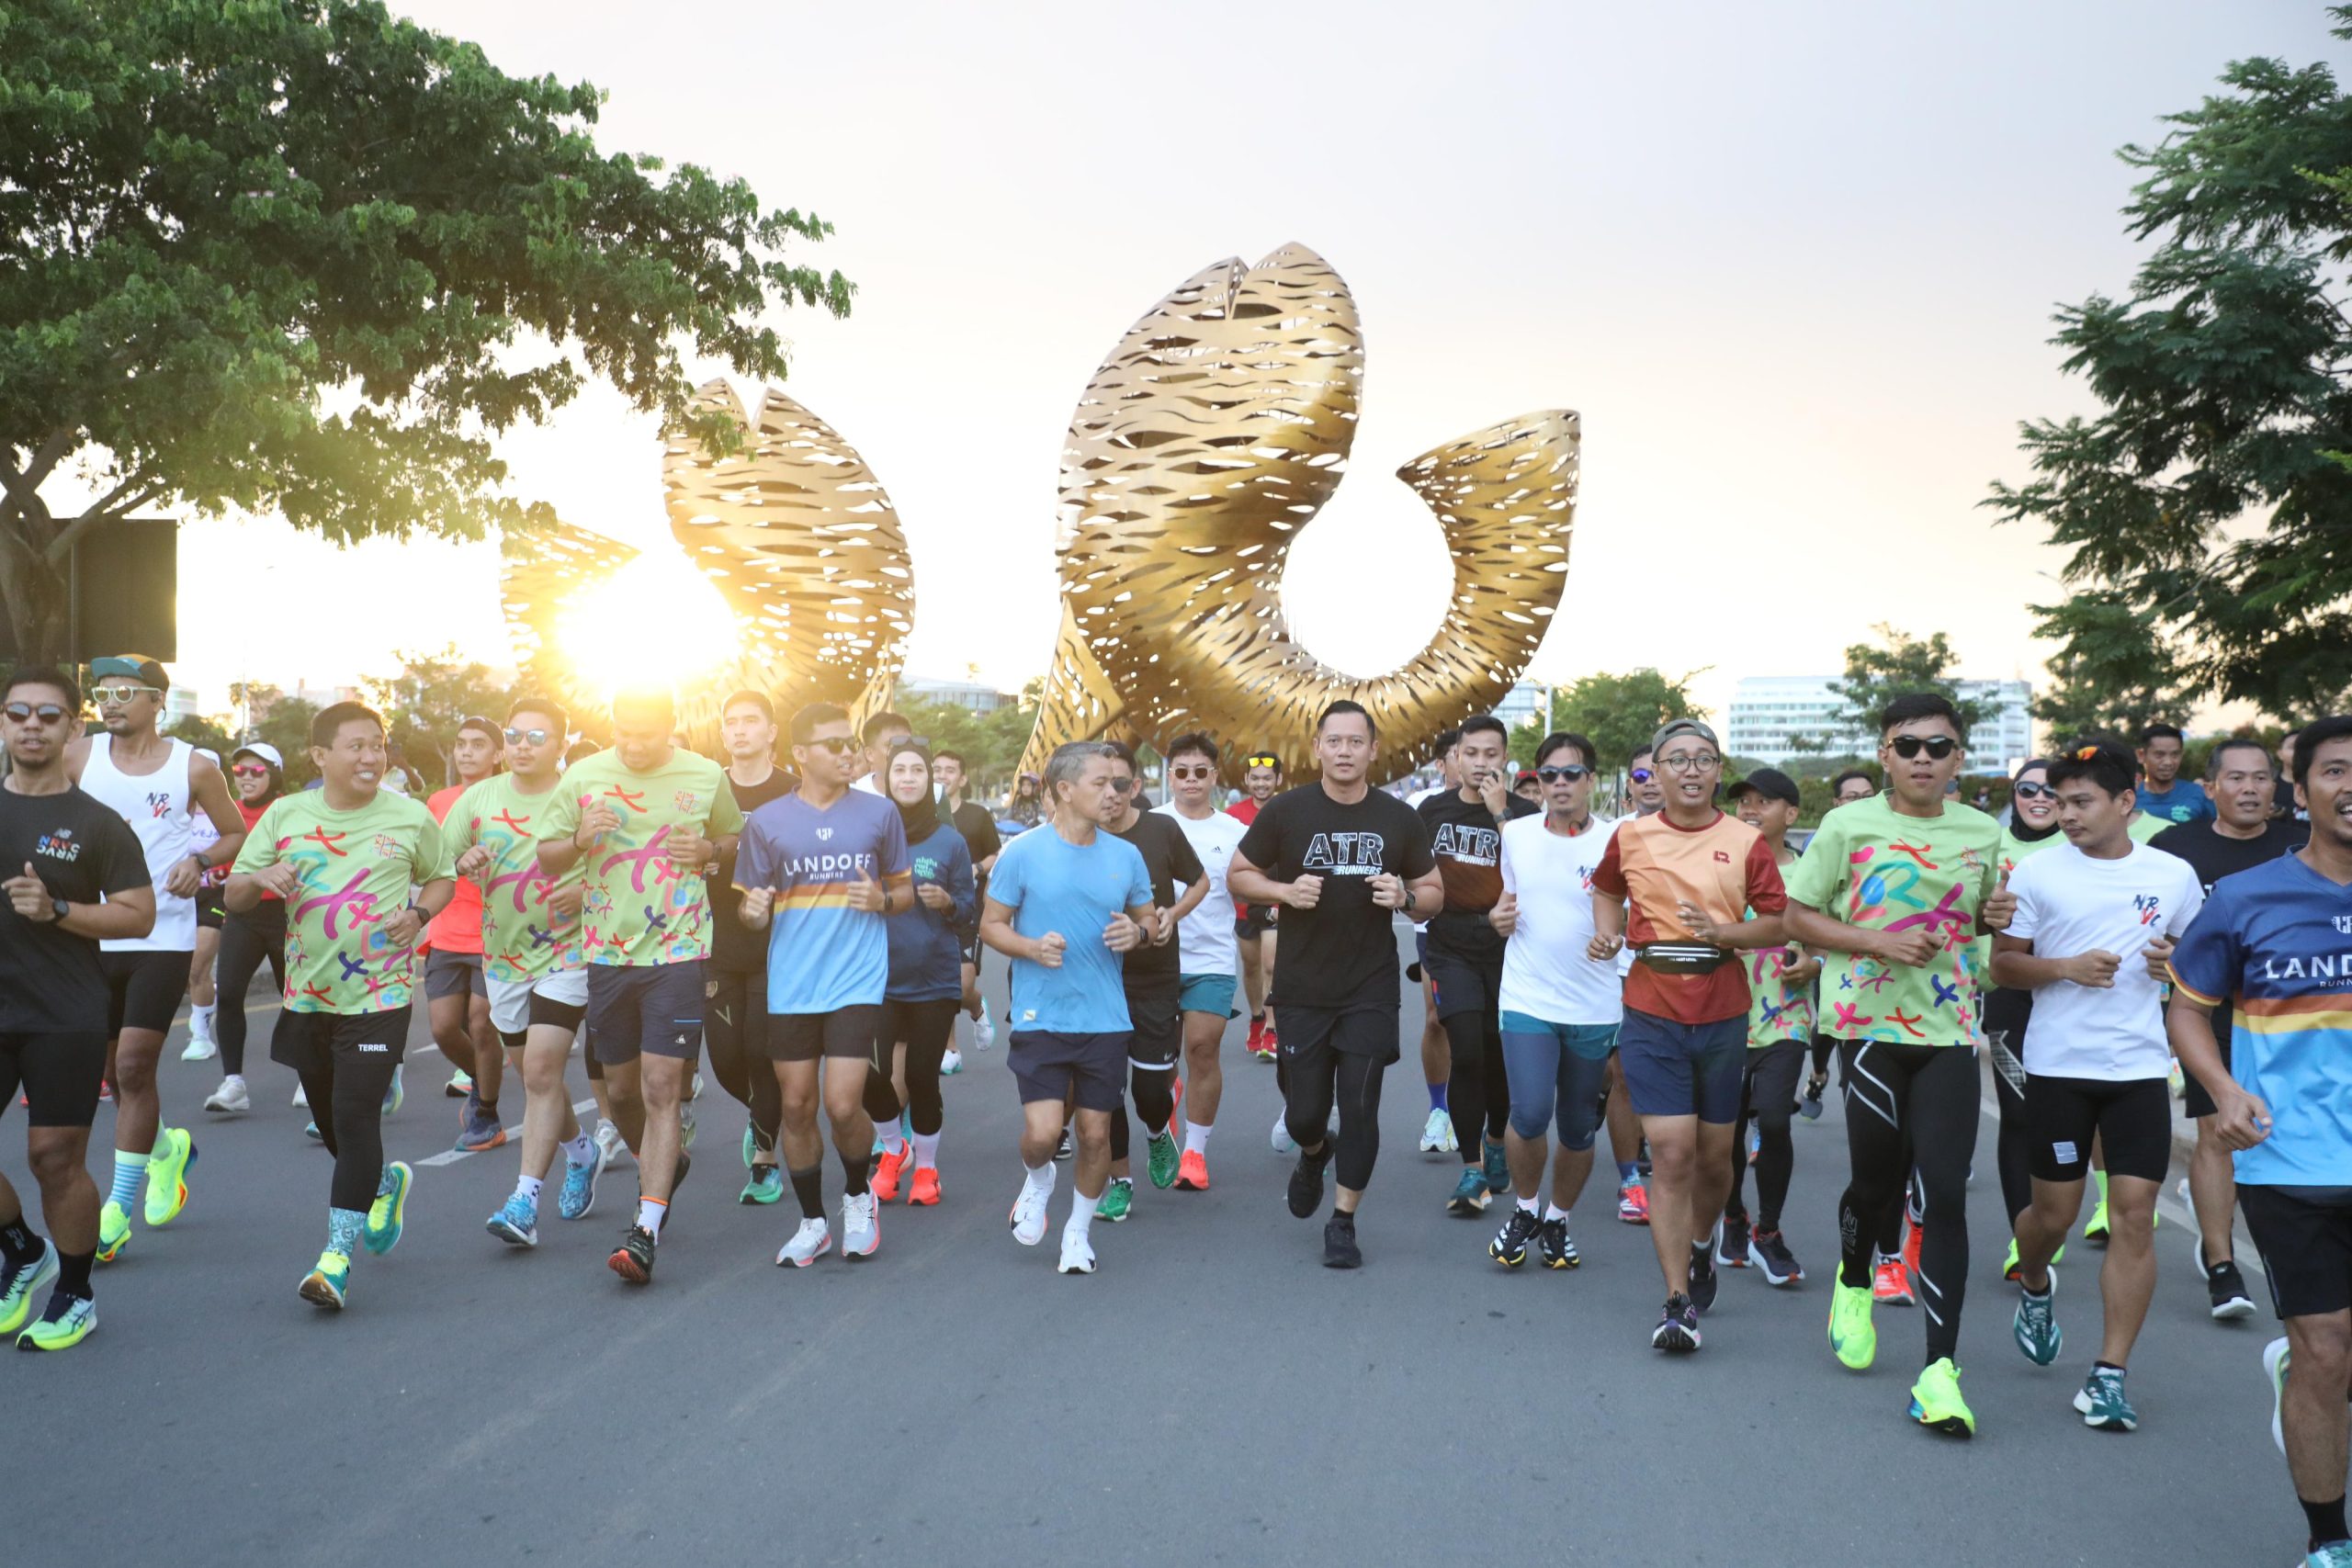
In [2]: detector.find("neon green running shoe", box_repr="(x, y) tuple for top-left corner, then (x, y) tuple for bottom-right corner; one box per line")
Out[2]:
(0, 1241), (58, 1336)
(299, 1251), (350, 1310)
(1829, 1280), (1876, 1371)
(1095, 1177), (1134, 1223)
(16, 1292), (96, 1351)
(365, 1161), (413, 1256)
(1909, 1358), (1975, 1438)
(143, 1126), (196, 1227)
(1146, 1130), (1181, 1190)
(95, 1201), (130, 1265)
(2084, 1199), (2109, 1243)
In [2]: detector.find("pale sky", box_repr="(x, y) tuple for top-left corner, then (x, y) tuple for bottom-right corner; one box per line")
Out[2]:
(153, 0), (2336, 726)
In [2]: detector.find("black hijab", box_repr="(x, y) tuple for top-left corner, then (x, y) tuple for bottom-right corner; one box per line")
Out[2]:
(2007, 760), (2061, 842)
(887, 741), (939, 843)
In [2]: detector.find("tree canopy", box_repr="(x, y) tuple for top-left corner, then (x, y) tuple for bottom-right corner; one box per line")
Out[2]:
(1510, 668), (1702, 770)
(1796, 626), (1999, 751)
(360, 645), (510, 790)
(1, 0), (851, 660)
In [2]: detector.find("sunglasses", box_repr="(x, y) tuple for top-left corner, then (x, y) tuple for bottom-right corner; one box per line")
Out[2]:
(1244, 756), (1280, 770)
(2012, 781), (2054, 800)
(1107, 777), (1138, 793)
(1170, 764), (1216, 781)
(1629, 768), (1655, 784)
(801, 736), (858, 755)
(3, 702), (69, 724)
(93, 684), (159, 706)
(232, 762), (271, 778)
(1535, 765), (1592, 783)
(503, 728), (553, 747)
(1890, 736), (1959, 761)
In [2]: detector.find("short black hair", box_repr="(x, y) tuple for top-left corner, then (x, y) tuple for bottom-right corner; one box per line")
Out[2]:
(862, 710), (910, 742)
(1101, 739), (1137, 772)
(507, 696), (569, 737)
(1534, 731), (1596, 770)
(722, 690), (775, 723)
(790, 701), (851, 745)
(5, 664), (79, 709)
(2047, 739), (2137, 798)
(1166, 731), (1218, 767)
(2206, 736), (2272, 777)
(2293, 715), (2352, 786)
(932, 747), (967, 769)
(2139, 723), (2186, 747)
(311, 701), (386, 750)
(1430, 727), (1462, 762)
(1878, 692), (1967, 742)
(1317, 699), (1375, 741)
(1830, 767), (1877, 795)
(1459, 715), (1508, 746)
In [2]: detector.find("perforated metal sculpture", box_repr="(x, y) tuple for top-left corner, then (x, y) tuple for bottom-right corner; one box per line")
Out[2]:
(500, 379), (914, 747)
(1019, 243), (1577, 784)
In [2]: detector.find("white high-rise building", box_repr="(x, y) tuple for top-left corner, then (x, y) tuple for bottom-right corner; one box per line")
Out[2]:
(1725, 676), (2033, 773)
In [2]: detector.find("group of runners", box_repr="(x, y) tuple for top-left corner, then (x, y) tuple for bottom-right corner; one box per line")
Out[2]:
(4, 654), (2349, 1562)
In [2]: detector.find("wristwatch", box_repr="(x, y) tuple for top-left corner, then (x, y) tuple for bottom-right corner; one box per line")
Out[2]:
(1401, 886), (1418, 916)
(50, 897), (70, 923)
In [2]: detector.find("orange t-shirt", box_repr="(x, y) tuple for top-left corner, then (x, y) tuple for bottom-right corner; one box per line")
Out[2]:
(424, 783), (485, 954)
(1591, 809), (1787, 1024)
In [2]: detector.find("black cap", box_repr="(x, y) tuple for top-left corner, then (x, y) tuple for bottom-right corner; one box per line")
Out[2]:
(1727, 766), (1801, 807)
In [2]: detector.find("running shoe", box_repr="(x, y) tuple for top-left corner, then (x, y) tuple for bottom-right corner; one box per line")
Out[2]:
(1828, 1280), (1876, 1370)
(1652, 1292), (1701, 1352)
(2199, 1244), (2256, 1321)
(2002, 1235), (2065, 1280)
(203, 1075), (249, 1113)
(293, 1079), (308, 1108)
(302, 1121), (322, 1142)
(941, 1048), (964, 1077)
(2083, 1199), (2110, 1244)
(1261, 1018), (1278, 1057)
(776, 1217), (831, 1267)
(2074, 1365), (2136, 1431)
(381, 1064), (403, 1118)
(456, 1104), (505, 1153)
(181, 1030), (215, 1063)
(738, 1166), (783, 1206)
(1489, 1206), (1541, 1267)
(560, 1145), (606, 1220)
(1446, 1167), (1490, 1216)
(2267, 1337), (2290, 1457)
(365, 1161), (413, 1256)
(1323, 1212), (1362, 1269)
(2305, 1545), (2352, 1568)
(1418, 1107), (1454, 1155)
(873, 1145), (909, 1203)
(2013, 1273), (2062, 1365)
(1799, 1075), (1826, 1121)
(741, 1123), (761, 1169)
(1537, 1216), (1579, 1269)
(608, 1224), (656, 1283)
(1688, 1234), (1720, 1313)
(1749, 1227), (1803, 1285)
(909, 1167), (941, 1206)
(2166, 1059), (2185, 1099)
(1174, 1149), (1209, 1191)
(0, 1240), (57, 1337)
(679, 1102), (697, 1151)
(1057, 1227), (1097, 1275)
(689, 1071), (705, 1102)
(1482, 1138), (1510, 1194)
(487, 1193), (539, 1247)
(1908, 1358), (1974, 1438)
(1746, 1124), (1760, 1166)
(1009, 1180), (1051, 1246)
(1054, 1127), (1075, 1162)
(445, 1068), (472, 1099)
(1617, 1181), (1650, 1225)
(1246, 1017), (1264, 1058)
(1095, 1177), (1134, 1223)
(973, 1000), (996, 1050)
(95, 1201), (130, 1265)
(1900, 1214), (1923, 1292)
(1289, 1145), (1333, 1219)
(1272, 1111), (1297, 1155)
(1717, 1212), (1751, 1269)
(299, 1250), (350, 1310)
(15, 1292), (95, 1350)
(841, 1191), (879, 1259)
(594, 1120), (631, 1169)
(1872, 1257), (1915, 1306)
(1146, 1129), (1181, 1190)
(143, 1125), (196, 1227)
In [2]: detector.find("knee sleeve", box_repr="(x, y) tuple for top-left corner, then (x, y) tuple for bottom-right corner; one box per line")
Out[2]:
(1130, 1066), (1175, 1132)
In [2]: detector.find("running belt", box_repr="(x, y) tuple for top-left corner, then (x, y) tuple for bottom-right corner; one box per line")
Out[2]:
(1632, 942), (1732, 976)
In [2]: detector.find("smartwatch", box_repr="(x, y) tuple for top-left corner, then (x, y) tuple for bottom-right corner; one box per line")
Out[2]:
(51, 897), (70, 923)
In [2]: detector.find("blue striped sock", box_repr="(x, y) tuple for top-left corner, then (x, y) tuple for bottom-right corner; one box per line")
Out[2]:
(107, 1153), (147, 1210)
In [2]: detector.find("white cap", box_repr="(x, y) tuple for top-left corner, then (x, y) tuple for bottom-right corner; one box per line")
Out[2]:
(232, 740), (285, 769)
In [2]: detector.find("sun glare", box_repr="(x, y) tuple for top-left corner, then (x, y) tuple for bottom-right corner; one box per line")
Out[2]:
(555, 551), (741, 700)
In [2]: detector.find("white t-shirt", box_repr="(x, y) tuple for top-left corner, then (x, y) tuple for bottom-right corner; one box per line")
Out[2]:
(1156, 804), (1247, 976)
(2007, 840), (2206, 1081)
(1498, 812), (1623, 1027)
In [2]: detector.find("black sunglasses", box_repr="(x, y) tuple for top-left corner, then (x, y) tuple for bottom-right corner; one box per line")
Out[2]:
(802, 736), (858, 754)
(1107, 776), (1138, 793)
(1536, 765), (1592, 783)
(2012, 781), (2054, 799)
(3, 702), (69, 724)
(1890, 736), (1959, 761)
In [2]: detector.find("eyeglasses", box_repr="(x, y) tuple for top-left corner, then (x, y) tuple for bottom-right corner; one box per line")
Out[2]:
(1170, 764), (1215, 781)
(1657, 753), (1720, 774)
(232, 762), (271, 778)
(801, 736), (857, 755)
(503, 728), (553, 747)
(3, 702), (69, 724)
(1536, 765), (1592, 783)
(93, 684), (159, 706)
(1628, 768), (1655, 784)
(1891, 736), (1959, 761)
(2012, 781), (2054, 800)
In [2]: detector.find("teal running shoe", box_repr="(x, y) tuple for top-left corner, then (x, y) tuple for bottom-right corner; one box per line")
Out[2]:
(2013, 1271), (2062, 1366)
(486, 1193), (539, 1247)
(2074, 1365), (2137, 1431)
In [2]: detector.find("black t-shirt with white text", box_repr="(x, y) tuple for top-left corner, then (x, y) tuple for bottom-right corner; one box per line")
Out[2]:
(1237, 784), (1435, 1011)
(0, 784), (151, 1034)
(2151, 817), (2306, 1045)
(1418, 788), (1536, 964)
(709, 766), (798, 974)
(1109, 809), (1205, 987)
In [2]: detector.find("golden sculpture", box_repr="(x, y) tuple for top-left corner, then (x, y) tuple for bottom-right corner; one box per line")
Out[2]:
(500, 379), (914, 746)
(1020, 243), (1578, 784)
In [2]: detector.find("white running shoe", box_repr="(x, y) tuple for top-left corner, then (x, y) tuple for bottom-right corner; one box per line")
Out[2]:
(203, 1075), (249, 1113)
(1057, 1227), (1097, 1275)
(973, 1001), (997, 1050)
(1419, 1107), (1457, 1154)
(181, 1032), (216, 1062)
(689, 1071), (705, 1102)
(776, 1217), (832, 1268)
(1272, 1109), (1296, 1155)
(842, 1191), (878, 1259)
(292, 1080), (308, 1108)
(941, 1048), (964, 1077)
(594, 1119), (633, 1169)
(1010, 1179), (1052, 1246)
(2266, 1336), (2290, 1457)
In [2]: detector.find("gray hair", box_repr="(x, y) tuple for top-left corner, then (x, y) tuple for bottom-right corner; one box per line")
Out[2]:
(1043, 740), (1120, 801)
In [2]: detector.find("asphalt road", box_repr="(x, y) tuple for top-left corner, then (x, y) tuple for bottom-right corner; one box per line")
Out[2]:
(3, 928), (2295, 1566)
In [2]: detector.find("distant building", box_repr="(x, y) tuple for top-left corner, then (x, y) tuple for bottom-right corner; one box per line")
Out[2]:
(1726, 675), (2033, 774)
(898, 674), (1012, 714)
(1493, 678), (1548, 736)
(164, 686), (200, 723)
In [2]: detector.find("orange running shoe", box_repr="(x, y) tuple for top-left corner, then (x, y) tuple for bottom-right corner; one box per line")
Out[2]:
(873, 1145), (909, 1203)
(1246, 1017), (1265, 1056)
(908, 1166), (940, 1206)
(1616, 1181), (1650, 1225)
(1175, 1149), (1209, 1190)
(1872, 1255), (1916, 1306)
(1901, 1214), (1924, 1291)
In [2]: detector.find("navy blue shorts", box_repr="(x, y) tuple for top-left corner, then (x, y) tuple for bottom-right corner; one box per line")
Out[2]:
(1616, 1007), (1746, 1124)
(588, 960), (705, 1065)
(1008, 1029), (1127, 1112)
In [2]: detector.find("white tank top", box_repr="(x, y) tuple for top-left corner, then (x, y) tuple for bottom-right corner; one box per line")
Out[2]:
(81, 734), (198, 952)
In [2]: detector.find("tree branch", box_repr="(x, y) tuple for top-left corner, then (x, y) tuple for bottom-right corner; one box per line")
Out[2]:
(45, 478), (164, 565)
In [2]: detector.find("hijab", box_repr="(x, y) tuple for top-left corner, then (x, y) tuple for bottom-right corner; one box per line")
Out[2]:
(887, 740), (939, 844)
(2007, 759), (2061, 842)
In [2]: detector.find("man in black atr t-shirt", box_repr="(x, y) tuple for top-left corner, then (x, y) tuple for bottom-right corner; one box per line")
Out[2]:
(707, 691), (797, 1203)
(1232, 701), (1440, 1269)
(0, 666), (157, 1351)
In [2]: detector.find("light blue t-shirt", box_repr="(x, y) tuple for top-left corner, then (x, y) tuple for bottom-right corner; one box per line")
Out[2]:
(2136, 780), (2215, 826)
(733, 790), (910, 1014)
(988, 824), (1152, 1034)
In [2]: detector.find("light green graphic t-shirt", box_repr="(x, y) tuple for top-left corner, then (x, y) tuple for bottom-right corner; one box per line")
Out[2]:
(232, 790), (445, 1014)
(538, 748), (745, 966)
(1783, 795), (2003, 1047)
(437, 774), (582, 983)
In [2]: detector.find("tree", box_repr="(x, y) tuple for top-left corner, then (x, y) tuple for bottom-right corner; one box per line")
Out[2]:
(164, 710), (236, 760)
(361, 647), (510, 789)
(2025, 590), (2198, 742)
(1, 0), (851, 660)
(1984, 11), (2352, 722)
(1521, 669), (1703, 771)
(1794, 626), (1999, 752)
(247, 694), (322, 788)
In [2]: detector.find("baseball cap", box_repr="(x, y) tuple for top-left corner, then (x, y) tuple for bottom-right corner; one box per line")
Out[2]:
(1727, 766), (1801, 807)
(1514, 769), (1538, 787)
(90, 653), (169, 691)
(1651, 717), (1720, 756)
(231, 741), (285, 770)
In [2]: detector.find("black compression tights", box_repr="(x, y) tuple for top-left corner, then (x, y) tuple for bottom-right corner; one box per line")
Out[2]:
(215, 906), (288, 1077)
(298, 1051), (400, 1213)
(1983, 989), (2036, 1225)
(705, 968), (782, 1156)
(1836, 1040), (1981, 1365)
(1727, 1042), (1804, 1232)
(1282, 1051), (1386, 1193)
(1107, 1066), (1178, 1164)
(861, 998), (960, 1137)
(1442, 1007), (1510, 1163)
